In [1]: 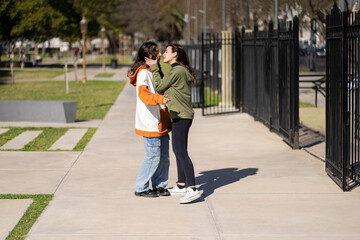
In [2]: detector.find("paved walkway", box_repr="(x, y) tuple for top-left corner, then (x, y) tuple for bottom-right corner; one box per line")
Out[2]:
(1, 79), (360, 239)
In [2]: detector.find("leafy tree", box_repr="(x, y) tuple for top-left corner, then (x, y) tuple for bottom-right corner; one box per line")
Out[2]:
(0, 0), (18, 43)
(10, 0), (63, 43)
(46, 0), (83, 43)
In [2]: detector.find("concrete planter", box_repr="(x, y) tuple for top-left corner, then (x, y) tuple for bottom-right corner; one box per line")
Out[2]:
(0, 100), (77, 123)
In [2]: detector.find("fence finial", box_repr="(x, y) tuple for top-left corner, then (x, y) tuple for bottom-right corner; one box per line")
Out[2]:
(269, 20), (274, 32)
(331, 3), (340, 14)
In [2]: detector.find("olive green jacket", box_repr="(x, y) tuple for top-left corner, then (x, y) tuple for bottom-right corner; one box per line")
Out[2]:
(150, 64), (194, 120)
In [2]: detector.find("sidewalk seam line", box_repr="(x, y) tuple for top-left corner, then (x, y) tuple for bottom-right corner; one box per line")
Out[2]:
(195, 162), (223, 240)
(53, 150), (85, 194)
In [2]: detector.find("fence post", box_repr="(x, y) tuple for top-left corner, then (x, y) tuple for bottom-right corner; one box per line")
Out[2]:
(341, 11), (349, 190)
(241, 27), (246, 110)
(64, 63), (69, 94)
(268, 20), (274, 130)
(292, 16), (300, 149)
(201, 32), (205, 116)
(234, 29), (241, 109)
(220, 31), (233, 108)
(254, 24), (258, 120)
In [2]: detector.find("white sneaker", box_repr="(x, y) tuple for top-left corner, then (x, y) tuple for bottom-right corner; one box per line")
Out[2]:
(179, 188), (202, 204)
(168, 185), (187, 195)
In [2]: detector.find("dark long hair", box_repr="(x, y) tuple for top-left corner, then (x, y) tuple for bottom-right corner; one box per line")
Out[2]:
(129, 41), (159, 74)
(168, 43), (196, 80)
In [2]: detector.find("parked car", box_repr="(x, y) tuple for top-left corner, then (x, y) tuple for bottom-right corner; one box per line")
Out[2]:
(347, 76), (359, 91)
(316, 46), (326, 57)
(299, 47), (306, 56)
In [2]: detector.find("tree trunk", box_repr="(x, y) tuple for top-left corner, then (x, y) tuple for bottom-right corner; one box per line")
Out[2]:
(108, 35), (118, 54)
(35, 42), (38, 59)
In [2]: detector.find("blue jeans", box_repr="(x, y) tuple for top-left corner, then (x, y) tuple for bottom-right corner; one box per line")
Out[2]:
(135, 134), (170, 192)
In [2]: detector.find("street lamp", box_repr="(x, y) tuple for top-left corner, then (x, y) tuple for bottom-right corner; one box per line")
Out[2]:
(222, 0), (226, 30)
(191, 6), (198, 44)
(101, 27), (106, 72)
(80, 15), (88, 83)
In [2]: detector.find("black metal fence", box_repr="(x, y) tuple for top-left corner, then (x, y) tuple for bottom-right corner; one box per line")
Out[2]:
(200, 32), (242, 115)
(326, 7), (360, 190)
(184, 45), (203, 106)
(184, 17), (299, 148)
(241, 18), (300, 148)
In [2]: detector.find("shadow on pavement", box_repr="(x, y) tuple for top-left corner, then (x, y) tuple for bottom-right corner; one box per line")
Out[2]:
(196, 167), (258, 198)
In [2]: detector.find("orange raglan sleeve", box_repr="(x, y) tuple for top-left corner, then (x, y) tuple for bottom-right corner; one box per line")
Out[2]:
(138, 85), (164, 106)
(136, 70), (165, 106)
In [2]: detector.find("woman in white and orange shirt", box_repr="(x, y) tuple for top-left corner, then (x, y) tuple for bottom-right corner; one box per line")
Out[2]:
(128, 41), (172, 198)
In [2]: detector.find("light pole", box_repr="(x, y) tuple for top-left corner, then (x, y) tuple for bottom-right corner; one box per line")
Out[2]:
(191, 6), (198, 44)
(118, 33), (122, 62)
(186, 0), (191, 44)
(275, 0), (278, 29)
(310, 18), (317, 71)
(245, 1), (249, 29)
(101, 27), (106, 72)
(222, 0), (226, 30)
(80, 16), (88, 83)
(339, 0), (346, 11)
(199, 0), (206, 36)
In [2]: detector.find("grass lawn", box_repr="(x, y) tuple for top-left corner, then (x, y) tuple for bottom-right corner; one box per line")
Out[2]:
(0, 69), (66, 80)
(0, 194), (53, 240)
(0, 81), (125, 120)
(87, 54), (133, 66)
(299, 100), (325, 134)
(95, 72), (115, 78)
(299, 107), (325, 134)
(299, 101), (316, 108)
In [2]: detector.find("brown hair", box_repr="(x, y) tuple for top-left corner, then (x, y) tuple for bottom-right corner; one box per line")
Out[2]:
(129, 41), (159, 74)
(168, 43), (196, 80)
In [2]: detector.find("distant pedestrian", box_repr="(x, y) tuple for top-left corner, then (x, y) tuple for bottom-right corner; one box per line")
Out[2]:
(73, 47), (79, 58)
(145, 43), (202, 204)
(128, 41), (172, 198)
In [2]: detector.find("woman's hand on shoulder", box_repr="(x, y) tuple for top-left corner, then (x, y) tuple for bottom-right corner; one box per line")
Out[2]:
(145, 57), (157, 66)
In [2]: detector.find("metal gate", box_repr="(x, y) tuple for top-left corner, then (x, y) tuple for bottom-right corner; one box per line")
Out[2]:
(188, 17), (299, 148)
(241, 18), (299, 148)
(184, 44), (203, 107)
(326, 6), (360, 190)
(200, 31), (241, 115)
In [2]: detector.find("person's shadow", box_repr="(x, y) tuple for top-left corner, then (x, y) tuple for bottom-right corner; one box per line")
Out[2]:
(192, 168), (258, 202)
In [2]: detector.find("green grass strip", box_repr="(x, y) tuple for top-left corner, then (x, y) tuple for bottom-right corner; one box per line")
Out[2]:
(299, 101), (316, 108)
(94, 73), (115, 78)
(0, 194), (53, 240)
(73, 128), (97, 151)
(23, 127), (68, 151)
(0, 127), (96, 151)
(0, 128), (24, 147)
(0, 69), (66, 79)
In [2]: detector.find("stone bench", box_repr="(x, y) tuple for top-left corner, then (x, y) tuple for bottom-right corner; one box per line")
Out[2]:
(0, 100), (77, 123)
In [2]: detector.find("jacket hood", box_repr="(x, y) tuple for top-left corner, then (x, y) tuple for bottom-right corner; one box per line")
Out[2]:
(128, 65), (151, 86)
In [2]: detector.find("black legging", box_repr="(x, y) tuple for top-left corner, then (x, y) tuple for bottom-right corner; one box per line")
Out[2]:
(172, 118), (195, 187)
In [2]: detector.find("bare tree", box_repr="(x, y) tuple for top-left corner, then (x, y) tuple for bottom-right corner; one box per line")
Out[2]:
(120, 0), (184, 43)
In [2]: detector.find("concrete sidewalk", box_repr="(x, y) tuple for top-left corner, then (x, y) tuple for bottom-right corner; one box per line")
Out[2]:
(2, 80), (360, 239)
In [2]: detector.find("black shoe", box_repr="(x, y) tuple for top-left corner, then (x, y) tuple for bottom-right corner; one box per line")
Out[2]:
(134, 189), (159, 198)
(153, 187), (171, 196)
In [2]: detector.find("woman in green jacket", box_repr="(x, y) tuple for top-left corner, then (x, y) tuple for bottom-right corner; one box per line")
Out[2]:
(145, 43), (201, 204)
